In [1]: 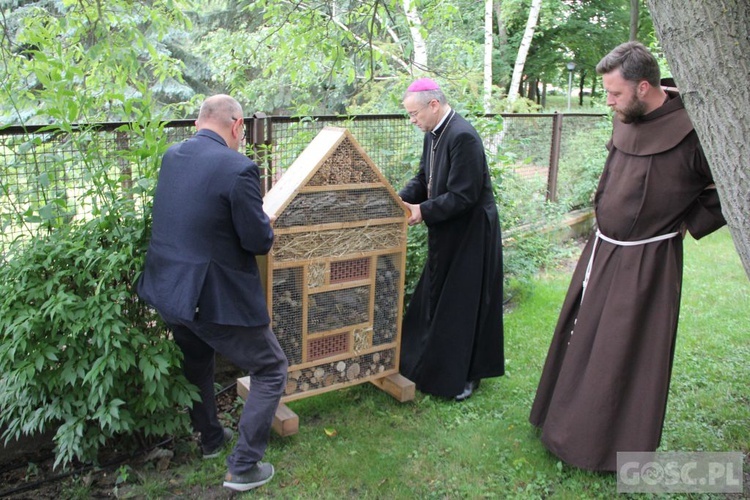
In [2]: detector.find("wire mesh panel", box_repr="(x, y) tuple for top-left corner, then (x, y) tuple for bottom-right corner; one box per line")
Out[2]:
(2, 113), (607, 256)
(373, 253), (401, 346)
(0, 122), (194, 253)
(272, 266), (304, 365)
(273, 223), (404, 262)
(262, 127), (409, 402)
(307, 136), (379, 185)
(307, 285), (370, 333)
(266, 115), (422, 187)
(273, 187), (403, 228)
(487, 114), (554, 174)
(556, 114), (611, 210)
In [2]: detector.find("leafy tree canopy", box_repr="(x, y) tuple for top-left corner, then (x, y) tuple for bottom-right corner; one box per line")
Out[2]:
(0, 0), (194, 125)
(1, 0), (657, 122)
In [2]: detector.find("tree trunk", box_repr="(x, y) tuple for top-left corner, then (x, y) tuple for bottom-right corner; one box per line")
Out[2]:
(578, 70), (586, 107)
(483, 0), (493, 112)
(507, 0), (542, 102)
(493, 0), (510, 90)
(647, 0), (750, 279)
(629, 0), (639, 41)
(590, 76), (597, 101)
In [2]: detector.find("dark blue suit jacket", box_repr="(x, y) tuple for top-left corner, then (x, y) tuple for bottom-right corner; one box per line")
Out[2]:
(137, 129), (274, 327)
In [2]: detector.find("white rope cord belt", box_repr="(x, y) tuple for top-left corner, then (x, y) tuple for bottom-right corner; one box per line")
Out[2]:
(581, 229), (681, 303)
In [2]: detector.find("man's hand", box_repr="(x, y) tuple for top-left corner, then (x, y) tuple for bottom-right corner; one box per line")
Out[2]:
(402, 201), (423, 226)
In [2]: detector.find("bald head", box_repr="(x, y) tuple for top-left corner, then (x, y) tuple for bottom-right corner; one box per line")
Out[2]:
(195, 94), (246, 151)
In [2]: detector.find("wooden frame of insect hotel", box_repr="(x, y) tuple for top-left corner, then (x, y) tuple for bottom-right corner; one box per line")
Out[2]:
(237, 127), (415, 435)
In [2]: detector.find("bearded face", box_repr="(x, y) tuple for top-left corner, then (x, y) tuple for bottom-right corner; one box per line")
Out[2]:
(614, 90), (648, 124)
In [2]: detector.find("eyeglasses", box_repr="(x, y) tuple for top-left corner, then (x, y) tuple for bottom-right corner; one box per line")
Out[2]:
(406, 100), (435, 118)
(231, 116), (246, 151)
(232, 116), (245, 135)
(407, 106), (425, 118)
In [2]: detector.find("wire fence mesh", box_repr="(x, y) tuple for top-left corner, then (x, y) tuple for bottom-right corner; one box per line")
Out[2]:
(1, 112), (609, 254)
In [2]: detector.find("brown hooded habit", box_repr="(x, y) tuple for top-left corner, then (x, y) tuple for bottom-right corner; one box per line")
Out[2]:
(529, 87), (725, 471)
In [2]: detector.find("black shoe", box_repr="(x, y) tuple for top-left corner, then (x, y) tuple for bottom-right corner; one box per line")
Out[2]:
(455, 380), (480, 402)
(223, 462), (275, 491)
(202, 427), (234, 459)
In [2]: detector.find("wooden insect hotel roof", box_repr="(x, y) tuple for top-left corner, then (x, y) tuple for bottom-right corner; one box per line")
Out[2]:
(240, 127), (412, 419)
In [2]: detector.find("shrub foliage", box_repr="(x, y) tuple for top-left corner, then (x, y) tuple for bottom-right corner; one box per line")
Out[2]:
(0, 122), (199, 469)
(0, 209), (198, 469)
(0, 1), (200, 469)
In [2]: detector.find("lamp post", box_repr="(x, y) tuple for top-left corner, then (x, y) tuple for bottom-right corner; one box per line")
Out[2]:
(566, 61), (576, 111)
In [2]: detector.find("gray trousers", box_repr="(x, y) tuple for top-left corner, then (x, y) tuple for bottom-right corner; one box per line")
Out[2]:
(162, 313), (288, 475)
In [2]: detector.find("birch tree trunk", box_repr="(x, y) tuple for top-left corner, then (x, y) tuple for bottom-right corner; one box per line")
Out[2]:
(507, 0), (542, 102)
(647, 0), (750, 278)
(483, 0), (493, 112)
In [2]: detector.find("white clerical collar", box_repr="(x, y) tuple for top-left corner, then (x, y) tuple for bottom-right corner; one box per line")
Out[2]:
(431, 107), (453, 136)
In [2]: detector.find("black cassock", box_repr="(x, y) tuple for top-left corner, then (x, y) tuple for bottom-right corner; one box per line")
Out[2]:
(399, 110), (505, 398)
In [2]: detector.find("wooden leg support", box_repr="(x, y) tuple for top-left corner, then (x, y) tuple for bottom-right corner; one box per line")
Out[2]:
(236, 376), (299, 437)
(370, 373), (416, 402)
(237, 372), (414, 437)
(271, 403), (299, 437)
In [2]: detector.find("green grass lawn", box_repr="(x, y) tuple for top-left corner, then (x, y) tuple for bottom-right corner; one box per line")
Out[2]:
(109, 228), (748, 499)
(537, 94), (608, 113)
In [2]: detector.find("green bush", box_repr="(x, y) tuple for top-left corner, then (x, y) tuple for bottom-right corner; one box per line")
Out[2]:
(399, 114), (571, 301)
(557, 118), (611, 210)
(0, 2), (201, 469)
(403, 223), (428, 304)
(0, 113), (199, 473)
(0, 205), (198, 469)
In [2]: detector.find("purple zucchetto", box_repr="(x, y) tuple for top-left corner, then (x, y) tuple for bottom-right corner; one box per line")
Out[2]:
(407, 77), (440, 92)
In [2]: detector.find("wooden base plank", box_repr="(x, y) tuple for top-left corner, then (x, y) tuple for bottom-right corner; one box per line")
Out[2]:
(236, 376), (299, 437)
(272, 403), (299, 437)
(370, 373), (415, 402)
(237, 372), (414, 438)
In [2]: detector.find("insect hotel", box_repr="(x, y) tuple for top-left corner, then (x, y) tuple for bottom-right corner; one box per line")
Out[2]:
(237, 127), (414, 435)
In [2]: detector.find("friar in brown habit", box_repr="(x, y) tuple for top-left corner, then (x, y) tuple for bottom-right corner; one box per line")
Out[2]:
(529, 41), (726, 471)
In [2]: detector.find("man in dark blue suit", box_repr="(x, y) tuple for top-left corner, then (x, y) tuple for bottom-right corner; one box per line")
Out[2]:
(137, 94), (287, 492)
